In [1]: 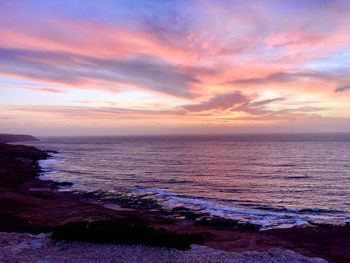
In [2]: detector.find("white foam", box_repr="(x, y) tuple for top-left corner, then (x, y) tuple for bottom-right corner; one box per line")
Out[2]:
(37, 153), (76, 190)
(134, 188), (347, 230)
(38, 153), (62, 171)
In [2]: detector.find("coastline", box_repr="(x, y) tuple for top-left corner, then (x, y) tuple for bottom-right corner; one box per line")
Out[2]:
(0, 142), (349, 262)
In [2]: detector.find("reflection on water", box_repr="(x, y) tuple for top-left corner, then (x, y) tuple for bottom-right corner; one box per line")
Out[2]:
(27, 134), (350, 229)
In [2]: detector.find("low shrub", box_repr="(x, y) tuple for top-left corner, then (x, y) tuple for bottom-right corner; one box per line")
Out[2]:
(52, 220), (191, 250)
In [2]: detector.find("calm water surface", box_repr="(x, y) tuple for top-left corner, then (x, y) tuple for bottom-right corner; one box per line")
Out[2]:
(26, 134), (350, 229)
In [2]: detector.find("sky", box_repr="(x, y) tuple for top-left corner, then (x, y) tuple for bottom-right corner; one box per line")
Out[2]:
(0, 0), (350, 136)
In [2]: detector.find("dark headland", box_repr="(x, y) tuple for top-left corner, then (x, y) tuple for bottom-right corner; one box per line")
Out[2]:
(0, 134), (349, 262)
(0, 133), (40, 143)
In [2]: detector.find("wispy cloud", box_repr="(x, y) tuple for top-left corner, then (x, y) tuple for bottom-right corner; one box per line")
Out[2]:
(184, 92), (247, 112)
(10, 92), (324, 124)
(0, 48), (201, 97)
(335, 84), (350, 93)
(0, 0), (350, 133)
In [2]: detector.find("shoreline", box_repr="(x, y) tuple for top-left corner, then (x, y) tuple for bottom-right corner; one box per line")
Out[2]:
(0, 142), (349, 262)
(38, 150), (349, 231)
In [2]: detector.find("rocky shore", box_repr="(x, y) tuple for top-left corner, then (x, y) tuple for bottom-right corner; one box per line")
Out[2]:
(0, 232), (327, 263)
(0, 138), (349, 262)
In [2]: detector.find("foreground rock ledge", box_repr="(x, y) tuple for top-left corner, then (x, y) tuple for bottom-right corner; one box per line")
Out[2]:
(0, 232), (327, 263)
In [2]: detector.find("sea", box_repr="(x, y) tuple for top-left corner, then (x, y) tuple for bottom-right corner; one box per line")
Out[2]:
(24, 134), (350, 230)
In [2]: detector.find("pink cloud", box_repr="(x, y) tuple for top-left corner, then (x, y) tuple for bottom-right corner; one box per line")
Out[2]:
(1, 0), (350, 133)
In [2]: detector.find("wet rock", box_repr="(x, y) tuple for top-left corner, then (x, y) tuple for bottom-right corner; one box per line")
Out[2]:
(195, 217), (239, 227)
(171, 206), (191, 212)
(195, 217), (261, 231)
(54, 181), (74, 187)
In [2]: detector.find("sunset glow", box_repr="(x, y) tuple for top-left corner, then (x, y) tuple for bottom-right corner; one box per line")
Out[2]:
(1, 0), (350, 135)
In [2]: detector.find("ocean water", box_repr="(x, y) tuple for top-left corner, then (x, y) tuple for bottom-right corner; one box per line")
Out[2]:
(26, 134), (350, 229)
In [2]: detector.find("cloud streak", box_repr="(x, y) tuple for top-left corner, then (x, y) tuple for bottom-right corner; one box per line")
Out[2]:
(335, 84), (350, 93)
(0, 0), (350, 133)
(184, 92), (247, 112)
(0, 48), (199, 97)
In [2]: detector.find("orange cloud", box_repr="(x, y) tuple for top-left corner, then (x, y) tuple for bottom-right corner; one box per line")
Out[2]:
(1, 0), (350, 134)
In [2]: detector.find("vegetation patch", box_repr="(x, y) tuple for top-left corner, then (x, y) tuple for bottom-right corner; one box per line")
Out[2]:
(52, 220), (191, 250)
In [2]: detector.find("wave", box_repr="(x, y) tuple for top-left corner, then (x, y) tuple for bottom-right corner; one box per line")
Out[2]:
(34, 139), (350, 230)
(135, 188), (349, 230)
(245, 205), (343, 215)
(283, 176), (312, 180)
(38, 153), (62, 171)
(38, 154), (78, 189)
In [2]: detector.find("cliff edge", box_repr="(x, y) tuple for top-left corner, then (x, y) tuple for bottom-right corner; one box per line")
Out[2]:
(0, 134), (39, 143)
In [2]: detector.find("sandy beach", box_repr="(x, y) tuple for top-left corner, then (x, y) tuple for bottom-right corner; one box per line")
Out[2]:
(0, 139), (349, 262)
